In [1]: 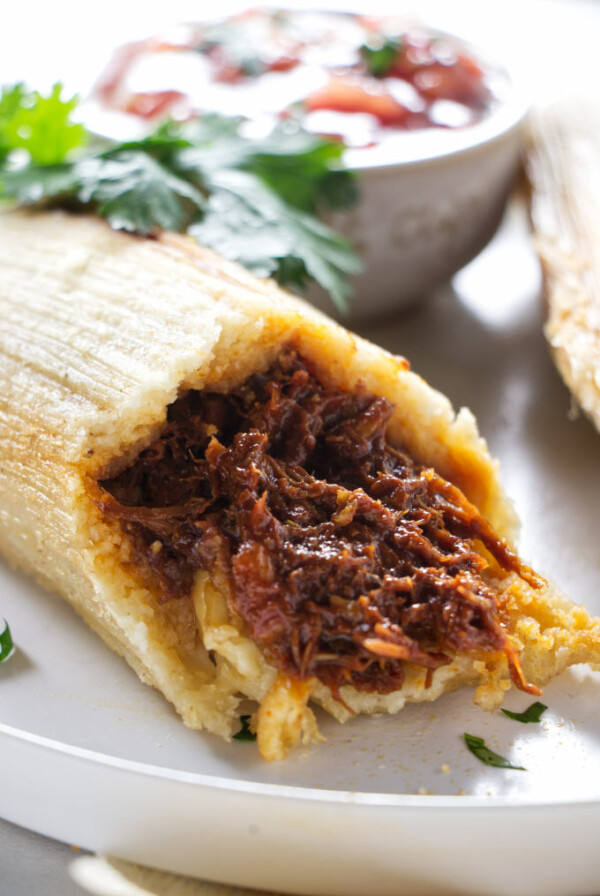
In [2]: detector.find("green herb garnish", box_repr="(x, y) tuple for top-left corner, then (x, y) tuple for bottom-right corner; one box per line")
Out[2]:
(501, 701), (548, 724)
(0, 83), (27, 161)
(233, 714), (257, 741)
(463, 733), (526, 770)
(0, 82), (86, 165)
(0, 618), (15, 662)
(360, 37), (401, 78)
(0, 85), (360, 312)
(197, 21), (268, 78)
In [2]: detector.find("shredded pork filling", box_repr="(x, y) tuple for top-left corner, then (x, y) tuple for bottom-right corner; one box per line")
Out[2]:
(99, 350), (537, 699)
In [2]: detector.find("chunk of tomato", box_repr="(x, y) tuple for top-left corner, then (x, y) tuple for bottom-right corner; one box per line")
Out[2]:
(305, 76), (409, 126)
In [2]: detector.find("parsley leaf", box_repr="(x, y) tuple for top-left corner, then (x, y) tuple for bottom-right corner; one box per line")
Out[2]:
(188, 169), (293, 278)
(463, 733), (526, 770)
(240, 128), (358, 214)
(1, 83), (86, 165)
(0, 162), (79, 203)
(75, 152), (206, 234)
(189, 168), (360, 311)
(274, 202), (361, 310)
(171, 117), (358, 215)
(0, 83), (27, 161)
(0, 152), (205, 234)
(360, 37), (402, 78)
(0, 86), (360, 310)
(233, 714), (257, 741)
(501, 702), (548, 724)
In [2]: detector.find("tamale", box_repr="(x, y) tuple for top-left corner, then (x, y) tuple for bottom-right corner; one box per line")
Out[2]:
(1, 209), (598, 760)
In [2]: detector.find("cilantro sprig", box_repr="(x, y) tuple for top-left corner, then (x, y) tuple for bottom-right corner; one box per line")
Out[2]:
(0, 84), (360, 311)
(0, 82), (87, 165)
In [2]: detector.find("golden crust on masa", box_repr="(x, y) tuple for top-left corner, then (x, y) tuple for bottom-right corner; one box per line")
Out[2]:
(1, 209), (599, 760)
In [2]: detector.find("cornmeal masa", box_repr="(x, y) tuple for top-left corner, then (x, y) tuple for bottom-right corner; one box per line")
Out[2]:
(100, 350), (539, 701)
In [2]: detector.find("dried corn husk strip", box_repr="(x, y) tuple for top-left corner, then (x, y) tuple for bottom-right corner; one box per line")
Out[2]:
(526, 98), (600, 433)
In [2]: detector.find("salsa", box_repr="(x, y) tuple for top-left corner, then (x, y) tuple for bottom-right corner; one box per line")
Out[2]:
(99, 351), (538, 701)
(95, 9), (503, 148)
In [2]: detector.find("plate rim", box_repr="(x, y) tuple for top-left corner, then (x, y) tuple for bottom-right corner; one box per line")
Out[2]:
(3, 719), (599, 812)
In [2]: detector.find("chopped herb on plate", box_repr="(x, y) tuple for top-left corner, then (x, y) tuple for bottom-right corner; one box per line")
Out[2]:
(233, 714), (257, 742)
(463, 733), (526, 770)
(0, 618), (14, 662)
(0, 83), (360, 312)
(501, 701), (548, 724)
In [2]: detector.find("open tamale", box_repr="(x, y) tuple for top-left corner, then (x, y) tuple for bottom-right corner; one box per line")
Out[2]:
(1, 209), (599, 760)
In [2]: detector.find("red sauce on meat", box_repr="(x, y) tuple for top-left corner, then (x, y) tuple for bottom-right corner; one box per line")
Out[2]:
(99, 351), (539, 699)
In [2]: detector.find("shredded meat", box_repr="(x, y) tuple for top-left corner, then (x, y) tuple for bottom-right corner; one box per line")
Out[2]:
(99, 350), (539, 699)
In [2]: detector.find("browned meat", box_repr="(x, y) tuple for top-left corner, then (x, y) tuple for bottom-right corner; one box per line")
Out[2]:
(99, 350), (538, 699)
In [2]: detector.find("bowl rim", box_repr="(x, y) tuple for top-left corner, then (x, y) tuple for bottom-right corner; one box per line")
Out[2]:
(342, 21), (531, 172)
(345, 88), (529, 171)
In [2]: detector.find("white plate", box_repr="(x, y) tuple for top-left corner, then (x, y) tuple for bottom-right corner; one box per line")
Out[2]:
(2, 3), (600, 893)
(2, 200), (600, 896)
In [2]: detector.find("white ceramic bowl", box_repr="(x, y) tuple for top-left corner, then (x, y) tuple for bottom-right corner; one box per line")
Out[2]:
(309, 79), (529, 320)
